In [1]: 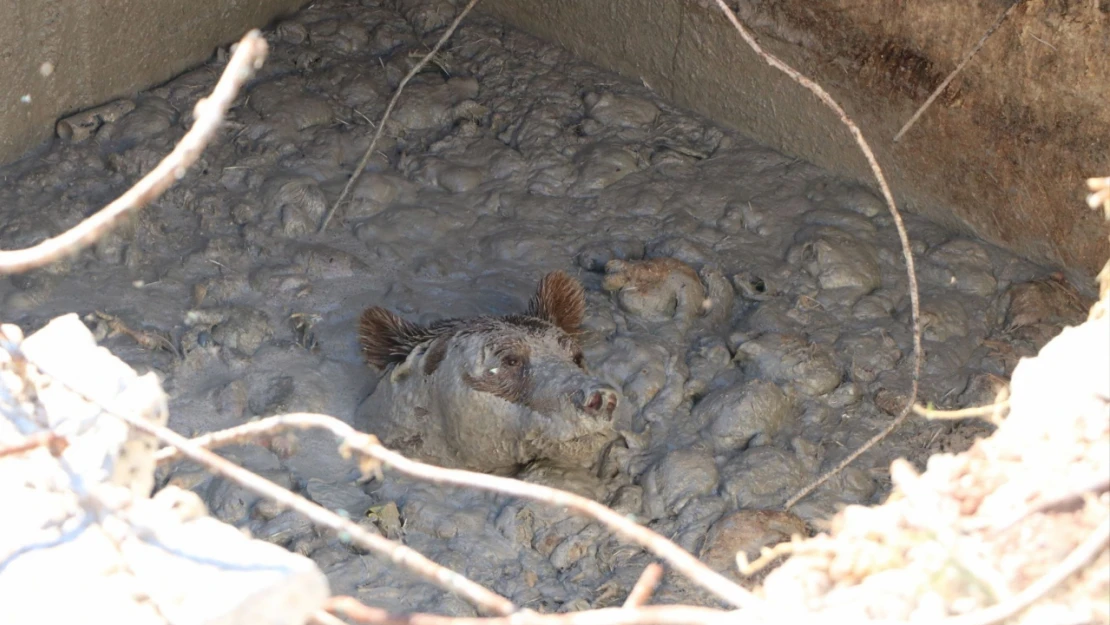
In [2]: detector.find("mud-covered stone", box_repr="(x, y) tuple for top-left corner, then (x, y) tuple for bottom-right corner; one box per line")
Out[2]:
(789, 227), (881, 296)
(699, 509), (809, 577)
(576, 238), (646, 272)
(641, 448), (719, 518)
(721, 446), (811, 510)
(698, 380), (792, 452)
(735, 333), (842, 397)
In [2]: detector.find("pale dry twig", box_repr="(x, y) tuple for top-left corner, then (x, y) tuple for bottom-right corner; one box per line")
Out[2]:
(623, 563), (664, 608)
(893, 0), (1027, 143)
(317, 0), (481, 232)
(324, 597), (742, 625)
(912, 398), (1010, 422)
(944, 517), (1110, 625)
(118, 412), (516, 616)
(0, 430), (69, 459)
(707, 1), (923, 512)
(154, 412), (764, 611)
(0, 30), (269, 275)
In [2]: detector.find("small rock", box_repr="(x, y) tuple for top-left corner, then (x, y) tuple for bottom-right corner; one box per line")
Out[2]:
(263, 175), (327, 236)
(575, 238), (645, 272)
(735, 333), (842, 397)
(720, 446), (810, 509)
(1005, 278), (1086, 329)
(304, 479), (375, 518)
(642, 449), (719, 519)
(699, 509), (809, 578)
(584, 91), (660, 128)
(697, 380), (791, 452)
(789, 228), (881, 297)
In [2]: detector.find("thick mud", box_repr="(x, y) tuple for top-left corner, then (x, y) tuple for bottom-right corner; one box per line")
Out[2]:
(0, 0), (1093, 612)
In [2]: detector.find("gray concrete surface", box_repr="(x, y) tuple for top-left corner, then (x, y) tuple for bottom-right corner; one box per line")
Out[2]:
(0, 0), (309, 165)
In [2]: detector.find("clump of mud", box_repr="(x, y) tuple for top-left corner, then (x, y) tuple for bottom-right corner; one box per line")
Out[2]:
(0, 0), (1095, 613)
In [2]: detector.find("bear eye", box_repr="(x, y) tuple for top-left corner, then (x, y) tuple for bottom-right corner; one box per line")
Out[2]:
(572, 352), (585, 368)
(501, 355), (522, 368)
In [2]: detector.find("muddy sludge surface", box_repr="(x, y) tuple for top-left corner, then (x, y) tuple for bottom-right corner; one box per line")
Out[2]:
(0, 0), (1094, 612)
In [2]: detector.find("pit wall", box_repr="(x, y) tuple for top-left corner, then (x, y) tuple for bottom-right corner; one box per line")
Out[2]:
(0, 0), (308, 165)
(2, 0), (1107, 278)
(480, 0), (1110, 279)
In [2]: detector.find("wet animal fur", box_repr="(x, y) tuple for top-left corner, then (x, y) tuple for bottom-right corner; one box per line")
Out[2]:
(358, 270), (587, 371)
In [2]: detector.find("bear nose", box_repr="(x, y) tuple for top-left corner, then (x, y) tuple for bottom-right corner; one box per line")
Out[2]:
(573, 385), (619, 418)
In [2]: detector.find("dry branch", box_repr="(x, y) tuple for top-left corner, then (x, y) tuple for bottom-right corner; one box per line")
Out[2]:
(324, 597), (742, 625)
(707, 1), (924, 512)
(912, 397), (1010, 422)
(317, 0), (481, 232)
(117, 412), (517, 616)
(153, 412), (764, 612)
(989, 477), (1110, 536)
(893, 0), (1027, 143)
(0, 430), (68, 459)
(944, 517), (1109, 625)
(0, 30), (269, 275)
(623, 563), (664, 608)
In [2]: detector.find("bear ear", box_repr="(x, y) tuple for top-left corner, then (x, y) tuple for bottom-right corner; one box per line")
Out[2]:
(358, 307), (432, 370)
(526, 270), (586, 334)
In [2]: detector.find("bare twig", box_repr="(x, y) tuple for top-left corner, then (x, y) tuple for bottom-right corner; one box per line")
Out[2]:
(117, 413), (517, 616)
(623, 563), (664, 608)
(707, 1), (923, 512)
(154, 413), (764, 611)
(311, 611), (351, 625)
(912, 399), (1010, 421)
(990, 476), (1110, 536)
(893, 0), (1027, 143)
(736, 539), (801, 577)
(0, 431), (68, 459)
(324, 597), (742, 625)
(944, 517), (1110, 625)
(0, 30), (268, 275)
(317, 0), (480, 232)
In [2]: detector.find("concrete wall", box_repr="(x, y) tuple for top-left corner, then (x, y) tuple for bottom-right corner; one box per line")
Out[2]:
(480, 0), (1110, 278)
(0, 0), (309, 164)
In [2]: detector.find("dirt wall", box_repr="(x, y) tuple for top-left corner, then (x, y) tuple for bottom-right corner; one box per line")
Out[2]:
(0, 0), (309, 166)
(480, 0), (1110, 278)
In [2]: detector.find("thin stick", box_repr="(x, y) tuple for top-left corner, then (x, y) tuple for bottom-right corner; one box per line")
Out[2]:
(154, 413), (764, 611)
(0, 431), (68, 459)
(707, 1), (923, 512)
(990, 476), (1110, 536)
(324, 597), (742, 625)
(623, 563), (665, 608)
(317, 0), (480, 232)
(117, 413), (516, 616)
(0, 30), (268, 275)
(893, 0), (1026, 143)
(943, 517), (1110, 625)
(912, 400), (1010, 420)
(311, 611), (351, 625)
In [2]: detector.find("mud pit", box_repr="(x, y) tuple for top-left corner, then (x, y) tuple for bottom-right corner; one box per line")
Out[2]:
(0, 0), (1096, 613)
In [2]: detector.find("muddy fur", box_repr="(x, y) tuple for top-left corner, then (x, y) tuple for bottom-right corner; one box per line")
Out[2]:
(356, 271), (623, 473)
